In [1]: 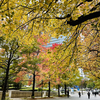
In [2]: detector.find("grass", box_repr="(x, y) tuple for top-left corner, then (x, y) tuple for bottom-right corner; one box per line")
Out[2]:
(20, 87), (49, 91)
(20, 87), (33, 91)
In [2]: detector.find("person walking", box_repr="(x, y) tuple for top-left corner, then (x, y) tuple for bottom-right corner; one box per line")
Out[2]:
(87, 91), (90, 99)
(67, 90), (69, 98)
(94, 89), (97, 97)
(78, 91), (81, 98)
(94, 92), (97, 97)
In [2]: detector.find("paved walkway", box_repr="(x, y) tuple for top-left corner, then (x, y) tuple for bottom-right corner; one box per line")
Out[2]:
(10, 92), (100, 100)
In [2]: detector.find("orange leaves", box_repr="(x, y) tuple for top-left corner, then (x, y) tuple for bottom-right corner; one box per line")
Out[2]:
(50, 43), (62, 50)
(17, 71), (27, 76)
(27, 80), (32, 86)
(14, 77), (21, 83)
(56, 78), (61, 84)
(14, 71), (26, 83)
(37, 34), (50, 46)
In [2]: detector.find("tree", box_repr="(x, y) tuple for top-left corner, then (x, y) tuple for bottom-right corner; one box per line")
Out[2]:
(0, 36), (40, 100)
(38, 42), (81, 97)
(1, 0), (100, 39)
(76, 23), (100, 86)
(87, 82), (95, 89)
(17, 45), (41, 98)
(11, 0), (99, 89)
(0, 0), (100, 98)
(0, 1), (43, 98)
(14, 34), (50, 98)
(0, 37), (21, 100)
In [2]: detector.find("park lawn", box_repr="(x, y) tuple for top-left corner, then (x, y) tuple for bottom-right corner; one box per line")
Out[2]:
(20, 87), (49, 91)
(20, 86), (33, 91)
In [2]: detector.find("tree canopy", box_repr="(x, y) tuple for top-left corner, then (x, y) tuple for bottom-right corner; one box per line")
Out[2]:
(0, 0), (100, 99)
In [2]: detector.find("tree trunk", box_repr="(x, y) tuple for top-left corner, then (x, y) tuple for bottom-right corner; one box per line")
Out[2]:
(1, 63), (10, 100)
(48, 81), (50, 97)
(64, 84), (67, 95)
(41, 80), (43, 97)
(58, 84), (60, 96)
(32, 71), (35, 98)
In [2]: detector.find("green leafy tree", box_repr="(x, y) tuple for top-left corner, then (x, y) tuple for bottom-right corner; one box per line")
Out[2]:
(16, 44), (41, 98)
(0, 37), (21, 100)
(0, 36), (40, 100)
(87, 82), (95, 89)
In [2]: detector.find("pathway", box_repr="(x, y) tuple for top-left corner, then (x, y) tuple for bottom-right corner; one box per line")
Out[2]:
(10, 91), (100, 100)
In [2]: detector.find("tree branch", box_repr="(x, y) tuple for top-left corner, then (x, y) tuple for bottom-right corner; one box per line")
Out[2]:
(89, 49), (100, 53)
(0, 0), (4, 7)
(56, 11), (100, 26)
(90, 2), (100, 11)
(0, 66), (6, 69)
(67, 11), (100, 26)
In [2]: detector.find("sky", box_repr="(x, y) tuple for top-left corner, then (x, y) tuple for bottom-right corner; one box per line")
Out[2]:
(45, 35), (66, 47)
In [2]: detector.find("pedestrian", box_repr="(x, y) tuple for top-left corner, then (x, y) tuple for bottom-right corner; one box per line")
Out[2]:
(94, 91), (97, 97)
(78, 91), (81, 98)
(87, 91), (90, 99)
(67, 90), (69, 98)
